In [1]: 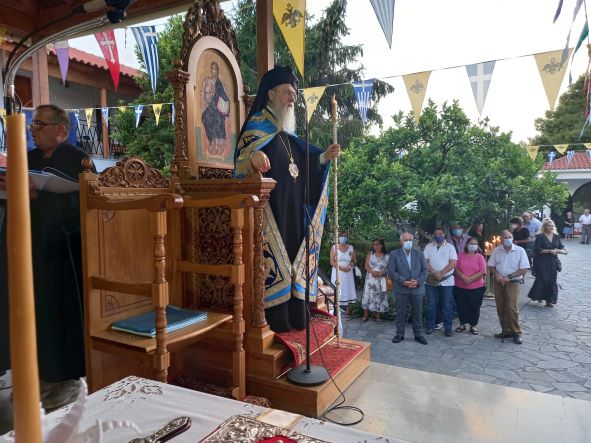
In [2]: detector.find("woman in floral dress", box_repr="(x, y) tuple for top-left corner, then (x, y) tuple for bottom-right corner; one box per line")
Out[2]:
(361, 239), (389, 323)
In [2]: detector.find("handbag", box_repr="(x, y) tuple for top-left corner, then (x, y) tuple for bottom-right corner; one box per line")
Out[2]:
(556, 258), (562, 272)
(386, 276), (393, 292)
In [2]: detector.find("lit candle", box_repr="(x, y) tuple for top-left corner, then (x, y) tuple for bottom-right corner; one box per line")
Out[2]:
(6, 113), (42, 442)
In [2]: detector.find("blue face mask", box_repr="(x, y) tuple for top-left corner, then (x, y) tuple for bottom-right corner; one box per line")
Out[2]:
(453, 229), (463, 237)
(503, 239), (513, 248)
(403, 240), (413, 250)
(434, 235), (444, 244)
(338, 236), (347, 244)
(467, 244), (478, 253)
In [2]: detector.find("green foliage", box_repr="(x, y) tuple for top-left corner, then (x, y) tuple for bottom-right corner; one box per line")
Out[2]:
(231, 0), (394, 148)
(335, 101), (569, 241)
(532, 74), (591, 146)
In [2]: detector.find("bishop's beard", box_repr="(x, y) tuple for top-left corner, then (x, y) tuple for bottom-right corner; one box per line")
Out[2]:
(271, 103), (296, 134)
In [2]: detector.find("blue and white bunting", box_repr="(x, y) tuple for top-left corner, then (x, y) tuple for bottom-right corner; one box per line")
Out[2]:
(369, 0), (395, 49)
(553, 0), (564, 23)
(548, 151), (556, 165)
(561, 0), (584, 65)
(73, 111), (80, 130)
(353, 79), (374, 124)
(466, 61), (495, 115)
(588, 149), (591, 161)
(132, 26), (159, 97)
(171, 104), (175, 126)
(135, 105), (144, 128)
(566, 150), (575, 162)
(101, 107), (109, 127)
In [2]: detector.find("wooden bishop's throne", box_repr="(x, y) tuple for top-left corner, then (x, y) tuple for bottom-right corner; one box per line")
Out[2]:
(79, 0), (369, 417)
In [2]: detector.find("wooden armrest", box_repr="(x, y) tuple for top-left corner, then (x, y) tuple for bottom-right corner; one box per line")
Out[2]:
(91, 276), (152, 297)
(87, 193), (184, 212)
(182, 194), (259, 209)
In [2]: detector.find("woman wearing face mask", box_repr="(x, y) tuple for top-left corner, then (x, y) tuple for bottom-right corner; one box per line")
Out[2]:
(527, 219), (568, 307)
(360, 239), (389, 323)
(453, 238), (487, 334)
(330, 231), (358, 320)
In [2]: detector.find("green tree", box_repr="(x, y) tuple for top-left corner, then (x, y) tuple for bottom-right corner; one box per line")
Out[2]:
(337, 101), (569, 239)
(532, 74), (591, 145)
(231, 0), (394, 148)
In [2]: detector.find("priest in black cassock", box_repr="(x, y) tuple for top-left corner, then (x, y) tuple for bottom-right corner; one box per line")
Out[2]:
(234, 66), (340, 332)
(0, 104), (95, 410)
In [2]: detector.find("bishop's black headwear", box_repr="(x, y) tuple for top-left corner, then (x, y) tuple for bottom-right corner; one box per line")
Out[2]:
(247, 66), (298, 119)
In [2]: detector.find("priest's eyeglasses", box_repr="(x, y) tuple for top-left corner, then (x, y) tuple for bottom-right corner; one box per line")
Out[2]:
(29, 120), (60, 130)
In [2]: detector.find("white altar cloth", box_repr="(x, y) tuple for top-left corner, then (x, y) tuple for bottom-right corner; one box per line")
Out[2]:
(1, 376), (403, 442)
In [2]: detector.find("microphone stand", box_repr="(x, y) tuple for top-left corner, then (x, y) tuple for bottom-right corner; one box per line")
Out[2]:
(287, 96), (329, 386)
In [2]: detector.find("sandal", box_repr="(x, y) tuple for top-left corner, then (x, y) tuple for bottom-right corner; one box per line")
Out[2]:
(470, 326), (479, 335)
(455, 324), (466, 333)
(376, 318), (383, 324)
(361, 317), (369, 323)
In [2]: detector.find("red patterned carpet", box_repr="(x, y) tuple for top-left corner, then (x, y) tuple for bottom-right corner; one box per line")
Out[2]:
(308, 340), (365, 376)
(274, 308), (337, 366)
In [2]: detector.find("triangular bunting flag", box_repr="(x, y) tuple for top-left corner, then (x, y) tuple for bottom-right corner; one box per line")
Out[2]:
(566, 150), (575, 161)
(553, 0), (564, 23)
(84, 108), (93, 126)
(303, 86), (326, 123)
(548, 151), (556, 165)
(561, 0), (584, 65)
(526, 145), (539, 161)
(466, 61), (495, 115)
(135, 105), (144, 128)
(54, 40), (69, 83)
(588, 149), (591, 160)
(353, 80), (374, 124)
(584, 143), (591, 150)
(171, 104), (175, 126)
(555, 143), (568, 154)
(0, 28), (6, 46)
(95, 30), (120, 90)
(273, 0), (306, 77)
(534, 49), (572, 111)
(403, 71), (431, 124)
(369, 0), (395, 49)
(569, 22), (588, 84)
(73, 111), (80, 130)
(131, 26), (159, 97)
(119, 106), (127, 113)
(152, 103), (162, 126)
(0, 108), (6, 119)
(101, 107), (109, 128)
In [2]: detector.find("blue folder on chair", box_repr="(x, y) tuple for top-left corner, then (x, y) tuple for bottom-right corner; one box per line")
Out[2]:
(111, 306), (208, 337)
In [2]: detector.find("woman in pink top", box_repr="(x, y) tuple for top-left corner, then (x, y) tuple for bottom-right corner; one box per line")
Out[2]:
(453, 237), (486, 335)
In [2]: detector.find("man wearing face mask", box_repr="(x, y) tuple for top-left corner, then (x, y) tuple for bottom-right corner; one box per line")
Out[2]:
(487, 230), (530, 344)
(387, 232), (428, 344)
(423, 228), (457, 336)
(446, 223), (470, 254)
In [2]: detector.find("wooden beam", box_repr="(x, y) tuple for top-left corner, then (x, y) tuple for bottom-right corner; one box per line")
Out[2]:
(256, 0), (274, 82)
(31, 48), (49, 106)
(100, 88), (109, 158)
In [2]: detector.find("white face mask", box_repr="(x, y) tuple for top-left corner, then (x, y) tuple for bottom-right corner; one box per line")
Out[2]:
(467, 244), (478, 253)
(338, 236), (347, 244)
(402, 240), (413, 250)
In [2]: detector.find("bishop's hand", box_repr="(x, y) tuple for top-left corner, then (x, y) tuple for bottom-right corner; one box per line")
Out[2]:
(250, 150), (271, 173)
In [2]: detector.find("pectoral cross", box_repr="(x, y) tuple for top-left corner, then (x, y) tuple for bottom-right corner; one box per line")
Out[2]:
(100, 32), (116, 63)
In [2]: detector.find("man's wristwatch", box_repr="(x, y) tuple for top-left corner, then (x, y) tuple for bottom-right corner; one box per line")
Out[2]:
(507, 274), (514, 279)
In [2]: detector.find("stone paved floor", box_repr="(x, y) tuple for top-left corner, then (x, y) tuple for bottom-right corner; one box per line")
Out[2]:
(343, 240), (591, 401)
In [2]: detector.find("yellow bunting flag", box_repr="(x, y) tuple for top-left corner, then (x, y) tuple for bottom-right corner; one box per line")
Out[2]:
(403, 71), (431, 124)
(584, 143), (591, 150)
(303, 86), (326, 123)
(526, 145), (539, 161)
(84, 108), (93, 125)
(119, 106), (127, 113)
(152, 104), (162, 126)
(0, 28), (6, 46)
(273, 0), (306, 77)
(554, 144), (568, 155)
(534, 49), (572, 111)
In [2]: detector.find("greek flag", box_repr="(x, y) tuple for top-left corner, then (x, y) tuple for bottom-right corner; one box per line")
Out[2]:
(132, 26), (159, 97)
(135, 105), (144, 128)
(370, 0), (395, 48)
(353, 79), (374, 124)
(466, 61), (495, 115)
(566, 150), (575, 162)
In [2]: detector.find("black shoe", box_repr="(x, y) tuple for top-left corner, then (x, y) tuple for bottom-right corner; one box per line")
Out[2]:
(445, 330), (453, 337)
(425, 328), (433, 335)
(415, 336), (428, 345)
(513, 335), (523, 344)
(494, 332), (508, 338)
(392, 335), (404, 343)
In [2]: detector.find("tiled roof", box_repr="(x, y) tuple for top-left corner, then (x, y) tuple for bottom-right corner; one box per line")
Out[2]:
(48, 47), (141, 78)
(543, 151), (591, 170)
(0, 153), (6, 168)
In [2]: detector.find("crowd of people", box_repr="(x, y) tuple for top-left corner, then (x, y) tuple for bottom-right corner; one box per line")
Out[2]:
(330, 210), (582, 346)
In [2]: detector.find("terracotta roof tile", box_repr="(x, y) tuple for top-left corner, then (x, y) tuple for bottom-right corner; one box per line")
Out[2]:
(543, 151), (591, 170)
(48, 47), (141, 78)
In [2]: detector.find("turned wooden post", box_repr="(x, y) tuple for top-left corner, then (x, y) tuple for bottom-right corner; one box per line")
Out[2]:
(231, 208), (246, 399)
(152, 210), (170, 383)
(167, 60), (191, 178)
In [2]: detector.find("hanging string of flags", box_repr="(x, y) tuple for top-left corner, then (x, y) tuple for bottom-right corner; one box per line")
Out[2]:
(524, 143), (591, 163)
(64, 103), (174, 129)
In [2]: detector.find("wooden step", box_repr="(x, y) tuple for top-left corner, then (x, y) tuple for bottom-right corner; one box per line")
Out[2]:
(246, 338), (370, 418)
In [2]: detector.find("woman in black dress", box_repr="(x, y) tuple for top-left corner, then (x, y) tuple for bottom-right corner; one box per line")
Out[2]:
(527, 219), (568, 307)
